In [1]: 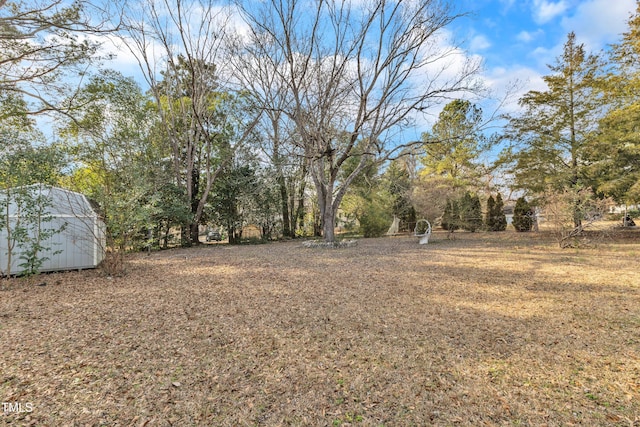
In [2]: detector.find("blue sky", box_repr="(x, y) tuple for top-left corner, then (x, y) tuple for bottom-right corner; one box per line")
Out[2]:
(453, 0), (637, 98)
(107, 0), (638, 100)
(103, 0), (638, 137)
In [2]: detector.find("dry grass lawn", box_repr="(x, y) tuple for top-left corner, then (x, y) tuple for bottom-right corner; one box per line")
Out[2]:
(1, 230), (639, 426)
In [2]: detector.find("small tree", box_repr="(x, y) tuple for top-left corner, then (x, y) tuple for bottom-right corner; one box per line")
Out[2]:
(210, 161), (261, 245)
(441, 198), (460, 232)
(486, 193), (507, 231)
(460, 192), (483, 232)
(543, 187), (612, 248)
(1, 186), (61, 277)
(485, 195), (496, 230)
(359, 194), (392, 238)
(512, 197), (533, 232)
(0, 118), (65, 277)
(150, 183), (192, 249)
(493, 193), (507, 231)
(14, 186), (66, 277)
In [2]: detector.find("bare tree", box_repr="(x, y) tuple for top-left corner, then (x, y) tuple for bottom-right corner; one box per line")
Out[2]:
(119, 0), (260, 244)
(542, 187), (613, 248)
(237, 0), (480, 242)
(0, 0), (119, 116)
(230, 34), (308, 238)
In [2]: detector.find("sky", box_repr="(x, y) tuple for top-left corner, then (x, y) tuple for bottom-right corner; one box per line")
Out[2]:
(107, 0), (638, 99)
(453, 0), (637, 102)
(102, 0), (639, 138)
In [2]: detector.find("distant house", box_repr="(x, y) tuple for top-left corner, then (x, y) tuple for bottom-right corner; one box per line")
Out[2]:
(0, 184), (105, 275)
(609, 204), (640, 214)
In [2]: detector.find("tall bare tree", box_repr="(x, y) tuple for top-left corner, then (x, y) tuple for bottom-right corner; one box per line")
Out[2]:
(230, 35), (308, 238)
(119, 0), (260, 244)
(237, 0), (480, 242)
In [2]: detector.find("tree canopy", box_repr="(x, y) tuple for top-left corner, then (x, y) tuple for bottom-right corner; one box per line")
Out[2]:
(588, 3), (640, 204)
(3, 0), (640, 259)
(236, 0), (480, 242)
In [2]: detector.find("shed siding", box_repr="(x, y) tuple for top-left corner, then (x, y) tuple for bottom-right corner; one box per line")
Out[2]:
(0, 185), (105, 275)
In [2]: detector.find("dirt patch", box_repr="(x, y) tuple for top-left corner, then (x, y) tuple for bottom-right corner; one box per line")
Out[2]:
(1, 231), (639, 426)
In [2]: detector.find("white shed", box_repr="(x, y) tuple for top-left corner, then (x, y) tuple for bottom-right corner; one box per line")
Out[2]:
(0, 184), (106, 275)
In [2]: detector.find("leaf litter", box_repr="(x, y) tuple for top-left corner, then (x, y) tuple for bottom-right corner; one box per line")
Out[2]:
(1, 231), (639, 426)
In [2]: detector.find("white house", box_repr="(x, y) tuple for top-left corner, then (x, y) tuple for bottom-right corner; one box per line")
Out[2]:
(0, 184), (106, 275)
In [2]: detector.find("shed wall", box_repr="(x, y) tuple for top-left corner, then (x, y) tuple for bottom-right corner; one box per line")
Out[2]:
(0, 186), (105, 275)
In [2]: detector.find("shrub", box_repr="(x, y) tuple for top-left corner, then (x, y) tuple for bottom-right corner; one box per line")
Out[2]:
(359, 198), (391, 238)
(486, 193), (507, 231)
(485, 195), (496, 230)
(513, 196), (533, 232)
(460, 192), (483, 232)
(493, 193), (507, 231)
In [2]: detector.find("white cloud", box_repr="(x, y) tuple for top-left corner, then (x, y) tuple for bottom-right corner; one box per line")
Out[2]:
(532, 0), (569, 24)
(470, 34), (491, 51)
(560, 0), (636, 51)
(516, 29), (544, 43)
(480, 64), (547, 114)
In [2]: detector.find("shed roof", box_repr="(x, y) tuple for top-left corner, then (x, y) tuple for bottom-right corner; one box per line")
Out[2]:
(1, 184), (99, 218)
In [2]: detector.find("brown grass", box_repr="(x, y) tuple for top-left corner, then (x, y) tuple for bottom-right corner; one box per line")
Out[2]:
(1, 230), (639, 426)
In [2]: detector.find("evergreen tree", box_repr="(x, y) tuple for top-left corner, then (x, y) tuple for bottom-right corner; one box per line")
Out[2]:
(458, 192), (471, 228)
(498, 32), (603, 227)
(513, 197), (533, 232)
(485, 195), (496, 230)
(471, 194), (483, 232)
(210, 163), (259, 244)
(421, 99), (487, 190)
(441, 198), (459, 231)
(588, 4), (640, 204)
(460, 192), (482, 232)
(493, 193), (507, 231)
(359, 194), (393, 238)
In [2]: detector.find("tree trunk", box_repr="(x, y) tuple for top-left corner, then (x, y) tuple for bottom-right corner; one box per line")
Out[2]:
(278, 174), (291, 237)
(322, 208), (335, 242)
(190, 222), (200, 245)
(189, 168), (201, 245)
(295, 163), (308, 235)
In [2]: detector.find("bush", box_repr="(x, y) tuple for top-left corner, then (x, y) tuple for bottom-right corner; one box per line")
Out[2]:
(485, 195), (496, 230)
(359, 198), (391, 238)
(493, 193), (507, 231)
(460, 192), (483, 232)
(513, 197), (533, 232)
(486, 193), (507, 231)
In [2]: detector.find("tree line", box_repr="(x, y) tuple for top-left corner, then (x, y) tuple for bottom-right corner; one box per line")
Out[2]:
(2, 0), (640, 273)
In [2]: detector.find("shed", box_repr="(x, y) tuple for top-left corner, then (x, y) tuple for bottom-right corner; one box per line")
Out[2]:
(0, 184), (106, 275)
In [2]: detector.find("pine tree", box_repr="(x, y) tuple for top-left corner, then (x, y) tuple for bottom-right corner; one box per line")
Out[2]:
(588, 4), (640, 204)
(498, 32), (603, 227)
(513, 197), (533, 232)
(421, 100), (486, 190)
